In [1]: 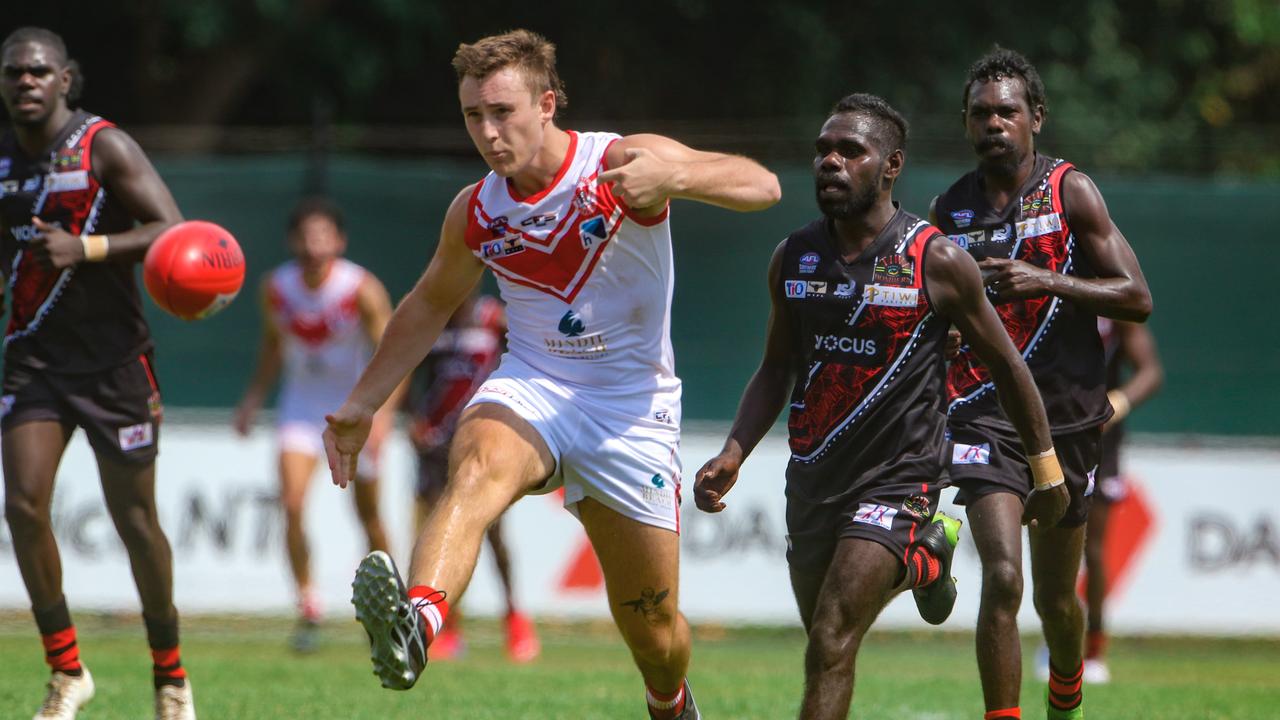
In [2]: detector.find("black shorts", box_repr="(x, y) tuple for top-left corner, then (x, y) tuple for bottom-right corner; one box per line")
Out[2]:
(414, 443), (450, 500)
(1094, 424), (1126, 504)
(786, 479), (942, 573)
(1, 353), (163, 465)
(947, 420), (1100, 528)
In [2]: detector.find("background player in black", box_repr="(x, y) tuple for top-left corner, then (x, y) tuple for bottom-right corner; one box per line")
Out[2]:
(694, 94), (1064, 720)
(930, 48), (1152, 720)
(0, 27), (194, 719)
(1080, 318), (1162, 683)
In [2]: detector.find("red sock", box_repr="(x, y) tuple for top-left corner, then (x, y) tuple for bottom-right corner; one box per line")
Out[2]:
(151, 646), (187, 688)
(908, 546), (942, 587)
(41, 627), (83, 675)
(984, 709), (1021, 719)
(408, 585), (450, 643)
(646, 682), (687, 720)
(1085, 630), (1107, 660)
(1049, 661), (1084, 710)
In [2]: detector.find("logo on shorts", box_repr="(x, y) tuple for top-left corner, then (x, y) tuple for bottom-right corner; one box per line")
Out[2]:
(0, 394), (13, 419)
(952, 442), (991, 465)
(558, 310), (586, 337)
(902, 494), (931, 520)
(852, 503), (897, 530)
(147, 391), (164, 420)
(118, 422), (154, 452)
(799, 252), (820, 274)
(950, 209), (974, 228)
(654, 409), (673, 425)
(642, 473), (674, 506)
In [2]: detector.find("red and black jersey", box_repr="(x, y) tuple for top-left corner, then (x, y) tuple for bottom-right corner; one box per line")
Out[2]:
(935, 154), (1109, 433)
(0, 110), (150, 374)
(405, 296), (506, 451)
(781, 208), (950, 503)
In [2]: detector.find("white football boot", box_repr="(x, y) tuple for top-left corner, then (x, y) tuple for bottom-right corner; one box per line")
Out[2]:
(32, 667), (94, 720)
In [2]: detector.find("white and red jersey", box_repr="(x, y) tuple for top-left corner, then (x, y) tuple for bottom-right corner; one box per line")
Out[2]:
(463, 130), (679, 396)
(266, 258), (371, 421)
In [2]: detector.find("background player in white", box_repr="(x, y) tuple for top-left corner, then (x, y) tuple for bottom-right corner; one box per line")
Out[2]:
(233, 197), (394, 652)
(324, 30), (779, 719)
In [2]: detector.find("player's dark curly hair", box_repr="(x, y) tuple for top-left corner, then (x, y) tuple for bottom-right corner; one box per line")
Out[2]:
(963, 46), (1046, 115)
(1, 27), (84, 107)
(829, 93), (909, 157)
(288, 196), (345, 234)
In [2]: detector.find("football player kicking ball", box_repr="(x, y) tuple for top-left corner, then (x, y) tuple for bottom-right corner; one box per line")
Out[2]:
(694, 94), (1065, 720)
(324, 30), (780, 719)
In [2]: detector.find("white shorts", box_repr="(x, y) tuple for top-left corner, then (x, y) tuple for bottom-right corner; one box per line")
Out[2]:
(465, 357), (684, 533)
(278, 419), (379, 480)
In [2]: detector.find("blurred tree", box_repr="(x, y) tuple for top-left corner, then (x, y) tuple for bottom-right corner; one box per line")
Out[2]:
(0, 0), (1275, 172)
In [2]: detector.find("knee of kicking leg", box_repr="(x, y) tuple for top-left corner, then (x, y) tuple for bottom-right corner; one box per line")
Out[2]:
(981, 559), (1024, 609)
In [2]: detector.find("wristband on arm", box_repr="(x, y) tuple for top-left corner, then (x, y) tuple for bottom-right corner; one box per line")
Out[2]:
(1107, 389), (1131, 423)
(80, 234), (109, 261)
(1029, 447), (1065, 490)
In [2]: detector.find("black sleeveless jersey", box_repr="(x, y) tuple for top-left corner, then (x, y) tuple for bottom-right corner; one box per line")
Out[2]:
(934, 154), (1109, 433)
(0, 110), (151, 374)
(781, 208), (950, 503)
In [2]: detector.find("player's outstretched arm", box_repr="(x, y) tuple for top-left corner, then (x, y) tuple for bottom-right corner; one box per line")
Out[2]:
(927, 238), (1067, 527)
(233, 278), (283, 436)
(695, 241), (796, 513)
(324, 185), (485, 488)
(29, 128), (184, 269)
(979, 171), (1151, 322)
(600, 133), (781, 216)
(1105, 321), (1163, 430)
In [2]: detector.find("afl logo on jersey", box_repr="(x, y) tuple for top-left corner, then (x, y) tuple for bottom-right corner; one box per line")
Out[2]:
(950, 209), (974, 228)
(799, 252), (820, 274)
(487, 216), (510, 238)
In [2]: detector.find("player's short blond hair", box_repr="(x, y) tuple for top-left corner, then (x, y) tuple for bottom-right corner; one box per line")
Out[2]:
(452, 29), (568, 114)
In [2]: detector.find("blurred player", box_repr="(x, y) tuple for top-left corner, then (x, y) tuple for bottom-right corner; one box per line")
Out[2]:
(694, 94), (1064, 720)
(325, 29), (779, 719)
(1081, 318), (1162, 682)
(233, 197), (393, 653)
(0, 27), (195, 719)
(404, 292), (539, 662)
(931, 47), (1152, 720)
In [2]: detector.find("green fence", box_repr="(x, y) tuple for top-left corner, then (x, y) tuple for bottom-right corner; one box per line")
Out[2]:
(139, 154), (1277, 436)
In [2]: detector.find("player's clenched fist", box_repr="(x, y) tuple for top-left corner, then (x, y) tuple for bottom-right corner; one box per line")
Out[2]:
(693, 447), (743, 513)
(1021, 481), (1070, 528)
(323, 402), (374, 489)
(597, 147), (675, 211)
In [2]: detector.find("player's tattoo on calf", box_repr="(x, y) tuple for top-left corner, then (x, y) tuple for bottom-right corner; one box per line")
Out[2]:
(621, 587), (670, 624)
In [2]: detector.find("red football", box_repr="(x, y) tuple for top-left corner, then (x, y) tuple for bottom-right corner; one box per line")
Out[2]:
(143, 220), (246, 321)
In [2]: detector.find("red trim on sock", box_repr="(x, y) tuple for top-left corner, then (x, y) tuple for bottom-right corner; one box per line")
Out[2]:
(408, 585), (450, 642)
(41, 627), (82, 673)
(646, 682), (687, 720)
(908, 546), (942, 587)
(1086, 630), (1107, 660)
(984, 709), (1021, 719)
(151, 646), (187, 679)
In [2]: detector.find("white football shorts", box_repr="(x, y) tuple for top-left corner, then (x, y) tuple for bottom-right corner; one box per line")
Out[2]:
(465, 355), (684, 533)
(277, 418), (379, 481)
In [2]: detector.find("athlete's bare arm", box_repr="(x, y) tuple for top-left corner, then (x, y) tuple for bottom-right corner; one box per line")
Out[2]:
(1104, 321), (1163, 430)
(233, 279), (283, 437)
(324, 184), (485, 488)
(356, 270), (404, 453)
(695, 241), (796, 513)
(30, 128), (182, 269)
(979, 171), (1152, 322)
(926, 238), (1068, 527)
(600, 134), (781, 216)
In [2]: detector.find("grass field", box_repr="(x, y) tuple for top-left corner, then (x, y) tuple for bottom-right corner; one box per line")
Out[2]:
(1, 614), (1277, 719)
